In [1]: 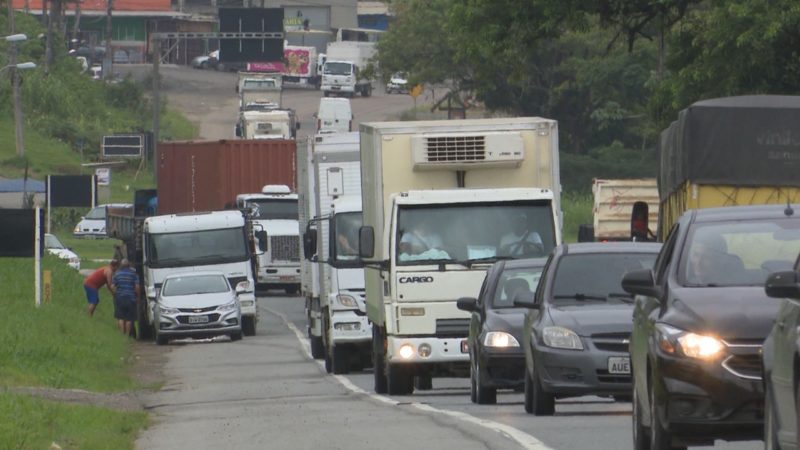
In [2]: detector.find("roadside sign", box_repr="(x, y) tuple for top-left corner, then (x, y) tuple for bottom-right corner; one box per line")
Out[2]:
(96, 168), (110, 186)
(410, 84), (424, 98)
(102, 134), (144, 158)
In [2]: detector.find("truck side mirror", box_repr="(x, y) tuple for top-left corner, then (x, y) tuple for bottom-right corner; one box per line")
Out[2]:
(235, 123), (243, 138)
(765, 271), (800, 299)
(359, 226), (375, 259)
(303, 227), (318, 260)
(256, 230), (268, 252)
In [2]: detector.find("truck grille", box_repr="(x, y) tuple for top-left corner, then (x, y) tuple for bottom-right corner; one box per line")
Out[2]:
(271, 235), (300, 262)
(425, 136), (486, 162)
(435, 318), (470, 337)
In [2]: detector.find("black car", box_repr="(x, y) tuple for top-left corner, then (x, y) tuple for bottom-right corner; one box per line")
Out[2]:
(457, 258), (547, 404)
(518, 242), (661, 415)
(763, 257), (800, 450)
(622, 204), (800, 449)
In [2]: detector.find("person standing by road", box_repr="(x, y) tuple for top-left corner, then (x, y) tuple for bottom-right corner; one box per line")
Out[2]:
(111, 259), (140, 336)
(83, 259), (119, 317)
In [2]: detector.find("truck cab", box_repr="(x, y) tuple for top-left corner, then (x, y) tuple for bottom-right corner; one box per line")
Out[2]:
(321, 60), (372, 98)
(237, 184), (301, 294)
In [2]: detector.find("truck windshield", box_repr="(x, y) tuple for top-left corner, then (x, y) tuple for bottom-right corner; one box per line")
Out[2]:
(245, 199), (299, 220)
(679, 219), (800, 287)
(395, 201), (556, 265)
(333, 212), (362, 262)
(323, 62), (352, 76)
(148, 228), (249, 268)
(242, 79), (278, 90)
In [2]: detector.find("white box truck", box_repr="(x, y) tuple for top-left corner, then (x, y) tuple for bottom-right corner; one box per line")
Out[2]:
(358, 118), (562, 395)
(298, 132), (371, 373)
(236, 185), (301, 294)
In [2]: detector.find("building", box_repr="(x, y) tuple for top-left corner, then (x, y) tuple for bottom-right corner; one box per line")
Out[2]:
(357, 1), (389, 31)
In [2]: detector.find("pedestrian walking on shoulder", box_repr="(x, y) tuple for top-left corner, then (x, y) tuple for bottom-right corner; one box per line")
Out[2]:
(111, 259), (141, 336)
(83, 259), (119, 317)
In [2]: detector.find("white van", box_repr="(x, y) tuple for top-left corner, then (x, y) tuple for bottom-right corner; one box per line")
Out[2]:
(315, 97), (353, 134)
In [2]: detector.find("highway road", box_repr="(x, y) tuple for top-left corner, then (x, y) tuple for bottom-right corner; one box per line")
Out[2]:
(131, 66), (764, 449)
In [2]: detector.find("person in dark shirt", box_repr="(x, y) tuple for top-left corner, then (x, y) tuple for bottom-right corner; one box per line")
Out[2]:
(111, 259), (141, 336)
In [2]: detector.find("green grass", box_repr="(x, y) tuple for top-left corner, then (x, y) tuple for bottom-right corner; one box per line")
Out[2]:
(0, 392), (147, 450)
(562, 191), (593, 243)
(0, 256), (138, 392)
(58, 235), (119, 271)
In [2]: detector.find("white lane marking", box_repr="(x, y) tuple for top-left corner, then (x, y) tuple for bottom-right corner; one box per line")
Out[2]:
(263, 306), (553, 450)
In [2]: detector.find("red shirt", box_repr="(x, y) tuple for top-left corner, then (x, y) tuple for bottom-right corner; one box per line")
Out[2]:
(84, 266), (111, 289)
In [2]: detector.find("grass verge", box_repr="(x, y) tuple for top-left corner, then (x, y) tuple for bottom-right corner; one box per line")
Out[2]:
(0, 392), (147, 450)
(0, 256), (137, 392)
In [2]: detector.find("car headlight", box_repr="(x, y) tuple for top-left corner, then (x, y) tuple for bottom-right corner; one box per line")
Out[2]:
(542, 326), (584, 350)
(159, 305), (179, 315)
(337, 294), (357, 308)
(217, 301), (238, 312)
(655, 324), (725, 359)
(69, 257), (80, 264)
(73, 225), (80, 233)
(483, 331), (520, 348)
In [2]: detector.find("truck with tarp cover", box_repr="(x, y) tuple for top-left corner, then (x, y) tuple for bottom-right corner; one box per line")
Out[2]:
(658, 95), (800, 239)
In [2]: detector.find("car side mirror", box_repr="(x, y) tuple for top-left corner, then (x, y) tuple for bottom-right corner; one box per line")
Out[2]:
(303, 228), (318, 260)
(456, 297), (477, 312)
(765, 271), (800, 299)
(256, 230), (268, 252)
(512, 291), (539, 309)
(359, 226), (375, 259)
(621, 269), (661, 299)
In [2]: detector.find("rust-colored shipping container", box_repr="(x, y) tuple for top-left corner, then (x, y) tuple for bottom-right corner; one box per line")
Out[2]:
(157, 139), (297, 214)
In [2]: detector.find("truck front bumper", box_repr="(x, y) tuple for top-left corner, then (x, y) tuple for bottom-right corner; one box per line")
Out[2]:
(330, 310), (371, 344)
(238, 292), (257, 317)
(258, 265), (301, 285)
(322, 84), (355, 94)
(387, 336), (470, 364)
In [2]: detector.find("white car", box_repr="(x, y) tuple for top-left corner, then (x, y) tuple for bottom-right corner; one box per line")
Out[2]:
(154, 272), (244, 345)
(73, 203), (132, 238)
(44, 233), (80, 270)
(386, 72), (408, 94)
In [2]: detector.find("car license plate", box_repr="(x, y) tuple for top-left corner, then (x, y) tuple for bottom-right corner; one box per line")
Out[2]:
(461, 339), (469, 353)
(188, 315), (209, 324)
(608, 356), (630, 374)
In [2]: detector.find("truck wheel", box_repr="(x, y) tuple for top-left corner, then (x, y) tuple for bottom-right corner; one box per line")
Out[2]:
(323, 91), (330, 97)
(285, 286), (299, 295)
(331, 345), (350, 375)
(242, 316), (256, 336)
(414, 375), (432, 391)
(387, 363), (414, 395)
(310, 335), (325, 359)
(363, 85), (372, 97)
(372, 327), (388, 394)
(137, 304), (153, 340)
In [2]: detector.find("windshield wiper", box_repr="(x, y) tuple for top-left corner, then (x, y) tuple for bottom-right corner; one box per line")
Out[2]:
(400, 258), (469, 268)
(464, 256), (514, 268)
(607, 292), (635, 303)
(553, 293), (607, 301)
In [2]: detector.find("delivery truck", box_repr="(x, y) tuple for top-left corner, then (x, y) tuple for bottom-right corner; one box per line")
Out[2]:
(298, 132), (371, 373)
(591, 178), (659, 242)
(358, 118), (562, 395)
(282, 45), (321, 89)
(658, 95), (800, 239)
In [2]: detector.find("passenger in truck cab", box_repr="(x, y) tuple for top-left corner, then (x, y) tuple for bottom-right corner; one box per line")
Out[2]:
(499, 214), (544, 257)
(399, 219), (444, 257)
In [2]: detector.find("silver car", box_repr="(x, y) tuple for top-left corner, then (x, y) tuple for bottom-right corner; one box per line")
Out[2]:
(154, 272), (244, 345)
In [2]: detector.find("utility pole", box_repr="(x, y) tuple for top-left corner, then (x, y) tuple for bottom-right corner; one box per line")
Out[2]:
(103, 0), (112, 80)
(7, 3), (25, 157)
(44, 0), (52, 73)
(152, 38), (160, 181)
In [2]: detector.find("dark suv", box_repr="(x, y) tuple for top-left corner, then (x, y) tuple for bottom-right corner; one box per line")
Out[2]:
(622, 204), (800, 449)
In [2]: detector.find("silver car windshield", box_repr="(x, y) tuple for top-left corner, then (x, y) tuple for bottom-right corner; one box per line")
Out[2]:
(679, 219), (800, 287)
(162, 274), (230, 296)
(395, 201), (556, 265)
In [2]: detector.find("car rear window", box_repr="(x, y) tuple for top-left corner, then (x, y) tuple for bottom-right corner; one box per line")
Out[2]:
(551, 252), (657, 301)
(680, 219), (800, 287)
(162, 275), (230, 296)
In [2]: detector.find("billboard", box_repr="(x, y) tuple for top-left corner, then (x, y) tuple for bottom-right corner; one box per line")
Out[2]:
(219, 8), (284, 63)
(102, 134), (144, 158)
(0, 209), (44, 257)
(48, 175), (96, 208)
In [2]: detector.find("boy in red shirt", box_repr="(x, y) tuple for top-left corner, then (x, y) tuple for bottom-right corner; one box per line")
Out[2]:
(83, 260), (120, 317)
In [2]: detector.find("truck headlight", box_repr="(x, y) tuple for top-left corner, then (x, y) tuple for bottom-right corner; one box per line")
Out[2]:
(542, 326), (583, 350)
(655, 324), (725, 359)
(483, 331), (520, 348)
(236, 281), (251, 292)
(337, 294), (357, 308)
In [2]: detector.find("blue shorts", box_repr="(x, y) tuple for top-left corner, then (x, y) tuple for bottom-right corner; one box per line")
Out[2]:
(84, 285), (100, 305)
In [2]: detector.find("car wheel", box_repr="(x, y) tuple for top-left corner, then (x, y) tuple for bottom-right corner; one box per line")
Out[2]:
(230, 331), (243, 342)
(387, 363), (414, 395)
(474, 360), (497, 404)
(201, 61), (208, 69)
(372, 328), (388, 394)
(632, 380), (650, 450)
(470, 361), (478, 403)
(525, 362), (554, 415)
(242, 316), (256, 336)
(765, 384), (780, 450)
(649, 371), (686, 450)
(310, 335), (325, 359)
(331, 345), (350, 374)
